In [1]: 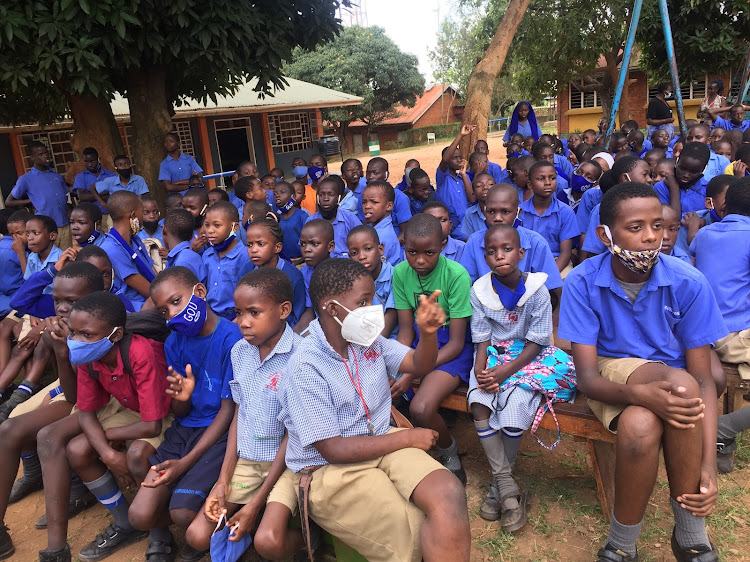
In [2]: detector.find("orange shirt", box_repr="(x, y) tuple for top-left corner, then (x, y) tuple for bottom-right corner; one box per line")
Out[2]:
(300, 183), (318, 215)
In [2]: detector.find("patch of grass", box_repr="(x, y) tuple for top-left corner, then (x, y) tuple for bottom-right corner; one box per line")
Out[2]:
(475, 530), (518, 560)
(529, 513), (563, 536)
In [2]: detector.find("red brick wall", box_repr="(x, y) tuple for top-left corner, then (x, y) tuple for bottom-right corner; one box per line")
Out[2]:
(413, 91), (461, 128)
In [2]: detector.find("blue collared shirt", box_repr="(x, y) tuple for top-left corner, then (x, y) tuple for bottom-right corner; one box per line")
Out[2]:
(239, 259), (308, 327)
(373, 215), (401, 266)
(704, 151), (730, 182)
(166, 241), (207, 284)
(138, 224), (164, 246)
(712, 116), (750, 132)
(339, 190), (359, 214)
(676, 209), (716, 256)
(354, 183), (412, 235)
(305, 208), (361, 259)
(554, 154), (574, 181)
(203, 240), (251, 318)
(73, 168), (118, 215)
(435, 167), (469, 235)
(278, 319), (410, 473)
(301, 264), (314, 308)
(230, 325), (302, 462)
(577, 188), (603, 234)
(653, 177), (709, 216)
(11, 168), (69, 227)
(159, 153), (203, 195)
(691, 214), (750, 332)
(100, 233), (154, 311)
(279, 208), (307, 259)
(25, 246), (62, 295)
(374, 261), (396, 311)
(96, 174), (149, 196)
(560, 253), (727, 367)
(669, 245), (693, 265)
(0, 237), (26, 315)
(503, 120), (543, 141)
(581, 205), (606, 255)
(487, 161), (508, 184)
(459, 226), (563, 289)
(443, 236), (466, 263)
(518, 196), (579, 257)
(458, 204), (486, 241)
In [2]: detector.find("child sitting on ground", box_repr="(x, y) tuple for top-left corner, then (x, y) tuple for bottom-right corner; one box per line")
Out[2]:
(273, 181), (306, 261)
(711, 138), (732, 161)
(279, 258), (471, 562)
(507, 155), (534, 203)
(459, 172), (494, 240)
(339, 158), (363, 214)
(347, 225), (398, 337)
(69, 203), (104, 248)
(559, 182), (726, 562)
(469, 224), (575, 531)
(559, 159), (602, 210)
(466, 150), (489, 184)
(474, 139), (507, 183)
(404, 168), (433, 215)
(128, 267), (241, 561)
(208, 188), (230, 207)
(0, 211), (28, 321)
(726, 143), (750, 178)
(654, 142), (711, 216)
(679, 175), (737, 253)
(294, 219), (335, 334)
(362, 181), (401, 266)
(422, 201), (466, 263)
(660, 205), (692, 263)
(436, 124), (477, 236)
(291, 180), (309, 217)
(651, 157), (675, 185)
(162, 208), (207, 283)
(184, 268), (305, 559)
(393, 214), (473, 483)
(305, 176), (360, 259)
(363, 157), (412, 234)
(182, 188), (210, 254)
(138, 195), (164, 246)
(395, 158), (421, 191)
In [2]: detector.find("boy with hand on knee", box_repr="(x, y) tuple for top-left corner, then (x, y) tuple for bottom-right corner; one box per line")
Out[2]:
(559, 182), (726, 562)
(279, 258), (470, 562)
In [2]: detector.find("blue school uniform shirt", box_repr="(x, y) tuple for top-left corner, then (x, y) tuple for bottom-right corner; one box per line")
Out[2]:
(581, 205), (606, 255)
(301, 264), (314, 308)
(73, 168), (117, 215)
(435, 167), (469, 235)
(100, 233), (154, 311)
(25, 246), (62, 295)
(443, 236), (466, 263)
(165, 317), (242, 427)
(554, 154), (574, 181)
(338, 190), (359, 215)
(676, 209), (716, 257)
(95, 174), (149, 196)
(11, 168), (69, 227)
(279, 208), (307, 259)
(305, 208), (361, 259)
(518, 196), (579, 257)
(691, 214), (750, 332)
(137, 224), (164, 246)
(354, 183), (411, 235)
(166, 241), (207, 284)
(459, 204), (486, 240)
(577, 188), (603, 234)
(278, 319), (411, 473)
(0, 238), (26, 316)
(712, 116), (750, 132)
(203, 240), (251, 319)
(374, 261), (396, 312)
(373, 216), (401, 266)
(159, 153), (203, 195)
(704, 151), (730, 182)
(653, 177), (708, 215)
(238, 258), (307, 328)
(559, 253), (727, 368)
(460, 227), (563, 289)
(669, 245), (693, 265)
(487, 161), (508, 184)
(229, 191), (244, 215)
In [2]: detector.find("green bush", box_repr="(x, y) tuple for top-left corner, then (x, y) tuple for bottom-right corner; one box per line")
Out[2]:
(400, 122), (461, 147)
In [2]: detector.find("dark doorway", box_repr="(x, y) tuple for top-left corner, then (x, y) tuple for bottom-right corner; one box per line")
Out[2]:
(216, 128), (251, 187)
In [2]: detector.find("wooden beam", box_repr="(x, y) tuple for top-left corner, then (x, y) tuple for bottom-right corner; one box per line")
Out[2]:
(260, 112), (275, 171)
(9, 132), (26, 178)
(196, 117), (215, 188)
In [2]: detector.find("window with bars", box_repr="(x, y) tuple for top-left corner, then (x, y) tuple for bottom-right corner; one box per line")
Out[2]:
(16, 129), (77, 175)
(648, 77), (707, 100)
(267, 112), (320, 153)
(569, 79), (602, 109)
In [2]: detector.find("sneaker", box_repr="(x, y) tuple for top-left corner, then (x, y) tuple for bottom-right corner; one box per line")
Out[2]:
(499, 489), (531, 533)
(670, 528), (718, 562)
(178, 544), (208, 562)
(38, 544), (72, 562)
(717, 451), (734, 474)
(0, 525), (14, 560)
(8, 473), (44, 504)
(145, 537), (176, 562)
(35, 490), (97, 529)
(78, 524), (148, 561)
(596, 543), (639, 561)
(479, 482), (500, 521)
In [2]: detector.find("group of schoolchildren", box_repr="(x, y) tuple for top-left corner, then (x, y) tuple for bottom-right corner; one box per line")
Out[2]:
(0, 98), (748, 562)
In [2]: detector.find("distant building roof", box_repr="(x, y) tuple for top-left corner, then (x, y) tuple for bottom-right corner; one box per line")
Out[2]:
(349, 84), (458, 127)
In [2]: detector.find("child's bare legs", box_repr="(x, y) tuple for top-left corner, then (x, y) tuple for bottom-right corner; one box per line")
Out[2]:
(709, 349), (726, 397)
(410, 470), (470, 562)
(185, 502), (240, 552)
(254, 503), (305, 559)
(0, 348), (33, 394)
(0, 319), (18, 377)
(125, 441), (157, 484)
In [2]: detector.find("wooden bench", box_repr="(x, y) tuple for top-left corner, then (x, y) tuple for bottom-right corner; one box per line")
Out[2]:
(723, 364), (748, 414)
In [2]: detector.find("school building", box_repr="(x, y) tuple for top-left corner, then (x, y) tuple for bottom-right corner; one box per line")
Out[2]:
(342, 84), (461, 152)
(557, 56), (736, 133)
(0, 77), (363, 196)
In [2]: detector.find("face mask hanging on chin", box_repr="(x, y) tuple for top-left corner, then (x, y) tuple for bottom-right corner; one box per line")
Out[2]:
(602, 224), (661, 275)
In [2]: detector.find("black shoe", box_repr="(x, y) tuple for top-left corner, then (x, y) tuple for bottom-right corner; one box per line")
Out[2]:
(77, 524), (148, 561)
(178, 544), (208, 562)
(8, 474), (44, 504)
(670, 529), (718, 562)
(717, 451), (734, 474)
(0, 526), (14, 560)
(38, 544), (71, 562)
(596, 543), (639, 561)
(145, 537), (176, 562)
(35, 490), (97, 529)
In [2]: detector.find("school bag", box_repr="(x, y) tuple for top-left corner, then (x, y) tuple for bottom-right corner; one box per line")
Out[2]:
(139, 237), (165, 273)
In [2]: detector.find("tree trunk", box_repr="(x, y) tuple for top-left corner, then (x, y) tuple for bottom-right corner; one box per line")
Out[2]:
(460, 0), (531, 159)
(65, 93), (124, 184)
(126, 64), (173, 208)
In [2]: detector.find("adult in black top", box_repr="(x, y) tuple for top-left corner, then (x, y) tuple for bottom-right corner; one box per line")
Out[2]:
(647, 82), (675, 141)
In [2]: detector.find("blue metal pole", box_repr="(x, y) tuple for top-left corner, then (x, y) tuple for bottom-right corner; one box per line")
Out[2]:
(605, 0), (643, 150)
(659, 0), (687, 141)
(740, 46), (750, 104)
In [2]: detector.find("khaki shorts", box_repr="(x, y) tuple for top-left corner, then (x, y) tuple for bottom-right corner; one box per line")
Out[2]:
(560, 260), (574, 280)
(290, 429), (445, 562)
(74, 396), (173, 450)
(55, 225), (72, 250)
(6, 312), (36, 341)
(714, 330), (750, 379)
(9, 378), (70, 419)
(588, 356), (659, 432)
(226, 459), (298, 514)
(100, 214), (113, 232)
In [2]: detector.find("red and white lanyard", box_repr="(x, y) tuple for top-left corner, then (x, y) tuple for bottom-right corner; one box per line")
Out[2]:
(341, 345), (374, 436)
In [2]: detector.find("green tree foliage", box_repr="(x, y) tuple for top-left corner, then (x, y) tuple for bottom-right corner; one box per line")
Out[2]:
(284, 25), (425, 139)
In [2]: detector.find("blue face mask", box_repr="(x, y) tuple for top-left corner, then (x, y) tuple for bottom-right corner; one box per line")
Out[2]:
(211, 225), (236, 253)
(210, 513), (253, 562)
(293, 166), (308, 179)
(491, 274), (526, 310)
(81, 231), (101, 247)
(68, 327), (118, 365)
(166, 285), (208, 337)
(570, 173), (595, 194)
(308, 165), (326, 181)
(278, 198), (295, 213)
(508, 151), (523, 159)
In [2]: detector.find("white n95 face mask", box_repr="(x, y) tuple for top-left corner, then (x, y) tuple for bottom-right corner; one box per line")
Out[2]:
(330, 301), (385, 348)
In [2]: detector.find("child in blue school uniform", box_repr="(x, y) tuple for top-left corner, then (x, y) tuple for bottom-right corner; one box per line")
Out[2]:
(436, 124), (477, 236)
(459, 172), (494, 240)
(138, 195), (164, 246)
(692, 179), (750, 474)
(460, 184), (563, 296)
(659, 205), (692, 264)
(75, 245), (135, 311)
(507, 155), (535, 203)
(69, 203), (105, 248)
(127, 266), (241, 561)
(182, 188), (210, 255)
(559, 182), (726, 562)
(404, 168), (433, 215)
(202, 201), (250, 320)
(278, 258), (471, 562)
(24, 215), (63, 294)
(159, 133), (203, 195)
(90, 155), (150, 212)
(679, 175), (737, 255)
(99, 191), (156, 311)
(422, 202), (466, 263)
(0, 210), (27, 319)
(347, 225), (398, 338)
(558, 159), (602, 211)
(518, 161), (579, 273)
(686, 124), (729, 182)
(162, 209), (207, 284)
(305, 176), (360, 259)
(72, 147), (118, 225)
(707, 103), (750, 132)
(474, 139), (507, 183)
(339, 158), (363, 215)
(238, 219), (306, 328)
(361, 181), (401, 266)
(653, 142), (711, 216)
(293, 219), (335, 334)
(394, 159), (421, 192)
(531, 141), (569, 193)
(393, 213), (474, 483)
(273, 181), (306, 261)
(363, 158), (412, 235)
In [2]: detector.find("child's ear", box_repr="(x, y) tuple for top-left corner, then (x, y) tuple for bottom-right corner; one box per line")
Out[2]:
(386, 201), (394, 213)
(110, 326), (124, 344)
(378, 243), (385, 256)
(94, 221), (102, 232)
(320, 299), (338, 319)
(328, 240), (336, 253)
(194, 283), (208, 299)
(518, 247), (526, 260)
(279, 301), (292, 321)
(440, 237), (447, 251)
(275, 241), (283, 253)
(595, 225), (612, 248)
(50, 230), (58, 241)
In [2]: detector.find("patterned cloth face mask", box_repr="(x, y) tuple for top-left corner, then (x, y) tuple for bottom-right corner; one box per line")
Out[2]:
(602, 224), (661, 275)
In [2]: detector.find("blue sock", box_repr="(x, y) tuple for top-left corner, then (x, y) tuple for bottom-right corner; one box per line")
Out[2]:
(84, 471), (131, 529)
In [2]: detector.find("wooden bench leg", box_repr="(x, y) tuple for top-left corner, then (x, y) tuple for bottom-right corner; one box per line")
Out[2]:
(588, 439), (616, 523)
